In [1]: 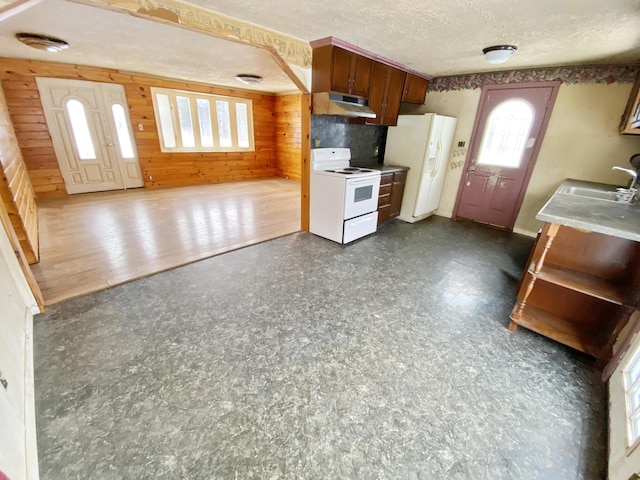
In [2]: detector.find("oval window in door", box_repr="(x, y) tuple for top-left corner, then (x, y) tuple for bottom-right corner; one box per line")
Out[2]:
(111, 104), (135, 159)
(65, 98), (96, 160)
(476, 99), (534, 168)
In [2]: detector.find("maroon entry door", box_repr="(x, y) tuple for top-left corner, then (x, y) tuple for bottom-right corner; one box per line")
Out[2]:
(455, 82), (560, 229)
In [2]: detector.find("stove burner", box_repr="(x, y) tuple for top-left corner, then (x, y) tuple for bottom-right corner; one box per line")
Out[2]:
(343, 167), (359, 171)
(325, 169), (335, 172)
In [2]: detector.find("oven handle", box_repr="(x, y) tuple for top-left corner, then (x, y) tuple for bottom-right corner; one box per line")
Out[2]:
(347, 177), (380, 186)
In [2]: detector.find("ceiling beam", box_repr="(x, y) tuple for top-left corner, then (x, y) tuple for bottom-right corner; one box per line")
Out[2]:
(68, 0), (312, 93)
(0, 0), (44, 22)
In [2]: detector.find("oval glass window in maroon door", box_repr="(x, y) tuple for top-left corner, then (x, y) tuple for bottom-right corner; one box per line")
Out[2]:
(454, 82), (560, 230)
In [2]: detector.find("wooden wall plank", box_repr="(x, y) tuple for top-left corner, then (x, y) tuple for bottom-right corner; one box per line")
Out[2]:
(0, 57), (280, 197)
(273, 94), (302, 181)
(0, 85), (38, 263)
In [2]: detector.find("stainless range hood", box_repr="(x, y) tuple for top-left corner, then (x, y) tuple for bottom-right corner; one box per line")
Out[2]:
(312, 92), (377, 119)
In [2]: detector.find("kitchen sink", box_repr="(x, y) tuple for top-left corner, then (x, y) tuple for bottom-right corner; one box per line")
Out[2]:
(558, 184), (633, 203)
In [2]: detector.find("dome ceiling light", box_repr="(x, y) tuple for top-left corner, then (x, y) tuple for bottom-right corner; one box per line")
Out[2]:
(235, 74), (263, 85)
(16, 33), (69, 52)
(482, 45), (517, 64)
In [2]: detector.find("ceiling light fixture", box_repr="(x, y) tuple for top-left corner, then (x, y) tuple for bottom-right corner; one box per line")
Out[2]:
(235, 74), (263, 85)
(482, 45), (517, 65)
(16, 33), (69, 52)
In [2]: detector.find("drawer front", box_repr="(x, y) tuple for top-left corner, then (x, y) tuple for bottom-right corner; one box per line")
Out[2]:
(378, 193), (391, 208)
(380, 173), (393, 186)
(379, 184), (392, 196)
(377, 204), (391, 224)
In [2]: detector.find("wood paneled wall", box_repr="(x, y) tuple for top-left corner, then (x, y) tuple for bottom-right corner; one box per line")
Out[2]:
(0, 85), (38, 264)
(0, 58), (282, 198)
(274, 94), (302, 181)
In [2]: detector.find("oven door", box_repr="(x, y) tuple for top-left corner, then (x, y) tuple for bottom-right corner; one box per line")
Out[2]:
(344, 176), (381, 220)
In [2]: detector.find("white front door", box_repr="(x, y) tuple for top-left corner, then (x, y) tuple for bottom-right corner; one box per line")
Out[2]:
(36, 78), (143, 194)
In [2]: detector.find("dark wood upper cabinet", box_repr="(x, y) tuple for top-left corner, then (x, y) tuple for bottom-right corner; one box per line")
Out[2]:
(402, 73), (428, 104)
(620, 71), (640, 134)
(312, 45), (373, 98)
(368, 63), (406, 126)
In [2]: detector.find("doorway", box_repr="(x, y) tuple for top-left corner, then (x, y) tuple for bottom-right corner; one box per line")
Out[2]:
(36, 78), (143, 194)
(454, 81), (560, 229)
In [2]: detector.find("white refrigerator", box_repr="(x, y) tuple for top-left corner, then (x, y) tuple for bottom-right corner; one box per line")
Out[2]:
(384, 114), (457, 223)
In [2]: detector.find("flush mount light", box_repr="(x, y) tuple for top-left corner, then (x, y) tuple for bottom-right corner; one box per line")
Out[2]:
(482, 45), (517, 64)
(235, 74), (263, 85)
(16, 33), (69, 52)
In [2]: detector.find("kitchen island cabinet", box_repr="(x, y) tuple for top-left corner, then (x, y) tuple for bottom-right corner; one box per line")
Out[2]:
(509, 180), (640, 363)
(375, 167), (408, 224)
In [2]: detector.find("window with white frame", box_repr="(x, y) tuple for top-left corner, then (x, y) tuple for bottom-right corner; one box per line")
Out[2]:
(150, 87), (254, 153)
(624, 342), (640, 450)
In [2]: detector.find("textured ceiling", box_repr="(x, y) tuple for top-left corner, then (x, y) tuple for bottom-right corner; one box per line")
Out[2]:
(190, 0), (640, 75)
(0, 0), (299, 93)
(0, 0), (638, 94)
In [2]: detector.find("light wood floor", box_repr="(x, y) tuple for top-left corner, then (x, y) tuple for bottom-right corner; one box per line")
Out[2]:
(32, 178), (301, 305)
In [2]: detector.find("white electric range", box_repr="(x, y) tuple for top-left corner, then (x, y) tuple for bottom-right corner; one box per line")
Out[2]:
(309, 148), (381, 244)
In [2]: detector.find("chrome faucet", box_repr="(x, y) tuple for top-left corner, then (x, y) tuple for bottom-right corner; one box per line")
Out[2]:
(612, 166), (638, 203)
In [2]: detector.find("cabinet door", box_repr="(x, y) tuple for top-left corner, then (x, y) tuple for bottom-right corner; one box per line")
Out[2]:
(402, 74), (428, 104)
(330, 47), (354, 94)
(368, 64), (406, 126)
(389, 171), (407, 218)
(367, 63), (389, 124)
(350, 54), (373, 98)
(382, 68), (406, 126)
(620, 71), (640, 134)
(330, 48), (373, 98)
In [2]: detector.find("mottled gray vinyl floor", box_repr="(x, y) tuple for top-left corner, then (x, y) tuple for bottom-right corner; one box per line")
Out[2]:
(34, 217), (607, 480)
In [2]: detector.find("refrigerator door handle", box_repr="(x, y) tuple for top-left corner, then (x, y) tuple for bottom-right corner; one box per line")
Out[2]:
(431, 140), (443, 177)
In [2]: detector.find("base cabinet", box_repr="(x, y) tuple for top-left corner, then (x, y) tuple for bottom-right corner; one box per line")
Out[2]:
(509, 222), (640, 363)
(378, 170), (407, 224)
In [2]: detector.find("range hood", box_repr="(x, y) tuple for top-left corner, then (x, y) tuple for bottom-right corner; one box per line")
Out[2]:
(312, 92), (377, 119)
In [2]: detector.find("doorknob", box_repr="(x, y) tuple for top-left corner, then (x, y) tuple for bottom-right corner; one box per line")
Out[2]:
(465, 165), (476, 185)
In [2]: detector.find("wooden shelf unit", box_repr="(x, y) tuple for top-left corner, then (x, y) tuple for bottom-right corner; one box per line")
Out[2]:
(510, 222), (640, 362)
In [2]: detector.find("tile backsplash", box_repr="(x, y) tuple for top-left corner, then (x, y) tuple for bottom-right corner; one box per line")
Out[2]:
(311, 115), (387, 164)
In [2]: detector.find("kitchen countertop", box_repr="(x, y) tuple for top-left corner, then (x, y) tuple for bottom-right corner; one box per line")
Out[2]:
(351, 160), (409, 173)
(537, 179), (640, 242)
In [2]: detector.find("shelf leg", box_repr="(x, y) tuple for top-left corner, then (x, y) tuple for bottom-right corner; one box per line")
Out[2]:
(508, 321), (518, 332)
(511, 223), (560, 328)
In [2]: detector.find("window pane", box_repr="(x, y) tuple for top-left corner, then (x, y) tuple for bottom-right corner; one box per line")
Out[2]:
(176, 96), (195, 147)
(477, 100), (534, 168)
(236, 103), (249, 148)
(156, 94), (176, 149)
(626, 346), (640, 447)
(216, 100), (232, 147)
(196, 99), (214, 147)
(630, 385), (640, 413)
(66, 99), (96, 160)
(111, 104), (135, 159)
(631, 411), (640, 446)
(627, 353), (640, 386)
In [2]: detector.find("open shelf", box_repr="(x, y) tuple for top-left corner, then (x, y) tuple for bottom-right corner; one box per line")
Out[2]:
(510, 304), (604, 358)
(534, 264), (630, 306)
